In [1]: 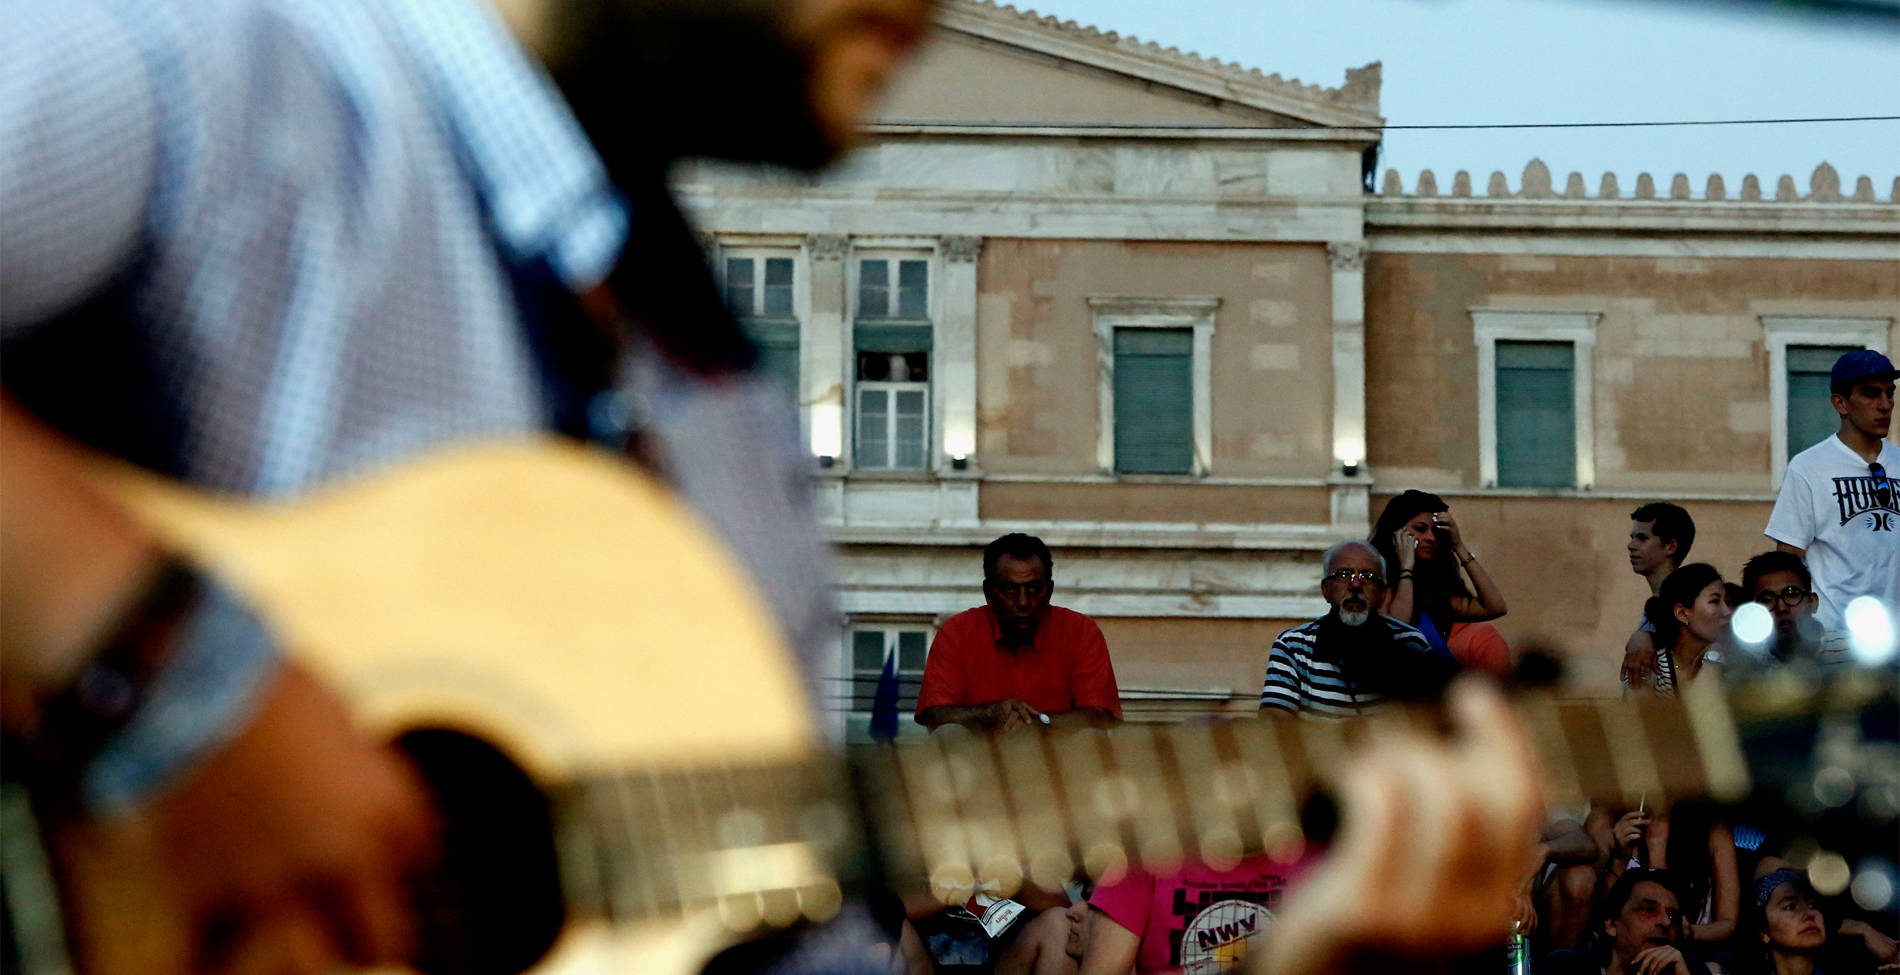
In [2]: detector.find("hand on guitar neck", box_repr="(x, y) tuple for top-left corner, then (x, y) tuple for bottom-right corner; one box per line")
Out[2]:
(1256, 678), (1546, 975)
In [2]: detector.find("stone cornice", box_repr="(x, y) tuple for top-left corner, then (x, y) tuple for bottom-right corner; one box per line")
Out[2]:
(932, 0), (1384, 130)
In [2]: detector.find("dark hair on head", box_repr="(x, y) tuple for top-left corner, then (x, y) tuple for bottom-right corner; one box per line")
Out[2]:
(1369, 490), (1468, 633)
(1630, 502), (1696, 565)
(1602, 868), (1687, 927)
(1643, 563), (1725, 649)
(1743, 869), (1828, 970)
(983, 533), (1052, 580)
(1741, 550), (1812, 597)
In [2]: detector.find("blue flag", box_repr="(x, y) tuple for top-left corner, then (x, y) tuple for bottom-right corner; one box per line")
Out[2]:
(869, 644), (901, 742)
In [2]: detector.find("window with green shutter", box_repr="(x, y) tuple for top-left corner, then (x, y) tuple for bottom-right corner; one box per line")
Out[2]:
(722, 255), (799, 402)
(852, 257), (933, 470)
(1787, 346), (1854, 459)
(1495, 340), (1576, 488)
(1113, 328), (1194, 475)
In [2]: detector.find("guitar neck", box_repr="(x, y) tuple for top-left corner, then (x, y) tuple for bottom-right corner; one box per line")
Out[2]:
(545, 677), (1835, 934)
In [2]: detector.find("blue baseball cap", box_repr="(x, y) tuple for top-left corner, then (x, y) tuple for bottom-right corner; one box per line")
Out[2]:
(1831, 349), (1899, 394)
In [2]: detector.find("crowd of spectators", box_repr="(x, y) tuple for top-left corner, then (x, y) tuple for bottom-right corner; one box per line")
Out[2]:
(878, 350), (1896, 975)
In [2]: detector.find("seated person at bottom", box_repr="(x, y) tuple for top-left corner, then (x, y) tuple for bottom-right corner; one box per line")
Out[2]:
(1543, 868), (1717, 975)
(915, 533), (1121, 733)
(1743, 868), (1900, 975)
(1078, 853), (1312, 975)
(1260, 540), (1460, 717)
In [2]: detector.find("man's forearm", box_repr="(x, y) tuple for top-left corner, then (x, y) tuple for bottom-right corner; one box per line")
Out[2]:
(915, 704), (995, 730)
(0, 399), (167, 725)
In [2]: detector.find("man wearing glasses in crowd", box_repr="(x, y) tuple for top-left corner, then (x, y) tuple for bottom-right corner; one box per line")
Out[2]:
(1764, 350), (1899, 633)
(1737, 550), (1850, 668)
(1261, 541), (1459, 717)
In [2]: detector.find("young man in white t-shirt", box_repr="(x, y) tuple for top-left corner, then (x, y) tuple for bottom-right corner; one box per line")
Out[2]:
(1764, 349), (1899, 631)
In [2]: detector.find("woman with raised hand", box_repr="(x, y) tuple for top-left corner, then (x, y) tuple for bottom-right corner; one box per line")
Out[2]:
(1369, 490), (1509, 656)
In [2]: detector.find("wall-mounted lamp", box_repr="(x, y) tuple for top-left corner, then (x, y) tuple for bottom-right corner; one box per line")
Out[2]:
(1341, 459), (1361, 477)
(817, 455), (836, 469)
(950, 454), (970, 471)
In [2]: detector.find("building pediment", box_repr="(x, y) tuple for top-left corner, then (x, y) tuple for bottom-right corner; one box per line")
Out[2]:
(873, 0), (1384, 132)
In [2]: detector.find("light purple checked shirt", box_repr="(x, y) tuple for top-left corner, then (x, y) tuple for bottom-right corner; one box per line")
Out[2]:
(2, 0), (837, 807)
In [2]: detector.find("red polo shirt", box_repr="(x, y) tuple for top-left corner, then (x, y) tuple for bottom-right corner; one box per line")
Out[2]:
(915, 605), (1122, 718)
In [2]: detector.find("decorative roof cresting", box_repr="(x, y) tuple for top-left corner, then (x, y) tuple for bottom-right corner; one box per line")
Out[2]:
(1382, 160), (1895, 203)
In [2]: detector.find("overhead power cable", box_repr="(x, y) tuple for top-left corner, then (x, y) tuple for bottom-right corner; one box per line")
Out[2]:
(874, 115), (1900, 132)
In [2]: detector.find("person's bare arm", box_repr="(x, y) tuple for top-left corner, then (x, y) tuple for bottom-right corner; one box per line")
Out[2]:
(1437, 510), (1506, 621)
(917, 700), (1035, 733)
(1687, 823), (1739, 946)
(0, 399), (167, 729)
(1077, 910), (1139, 975)
(1621, 628), (1659, 691)
(1382, 530), (1418, 622)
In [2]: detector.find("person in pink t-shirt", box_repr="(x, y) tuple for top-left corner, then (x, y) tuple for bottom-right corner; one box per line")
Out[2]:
(1080, 854), (1312, 975)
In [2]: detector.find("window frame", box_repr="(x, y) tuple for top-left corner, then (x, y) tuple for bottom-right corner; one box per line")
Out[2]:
(843, 621), (934, 743)
(1761, 316), (1890, 489)
(1472, 310), (1600, 490)
(1089, 296), (1220, 478)
(715, 245), (807, 405)
(853, 380), (932, 471)
(848, 247), (940, 472)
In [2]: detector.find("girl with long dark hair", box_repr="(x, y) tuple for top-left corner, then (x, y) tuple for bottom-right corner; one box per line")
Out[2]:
(1369, 490), (1508, 654)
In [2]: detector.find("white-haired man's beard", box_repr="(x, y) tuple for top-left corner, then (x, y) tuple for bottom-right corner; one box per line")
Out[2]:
(1338, 608), (1371, 627)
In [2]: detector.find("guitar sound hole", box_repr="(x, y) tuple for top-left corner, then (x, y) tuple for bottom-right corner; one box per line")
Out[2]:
(395, 728), (564, 975)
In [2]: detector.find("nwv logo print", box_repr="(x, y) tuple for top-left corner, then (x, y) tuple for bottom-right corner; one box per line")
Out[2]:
(1833, 476), (1898, 530)
(1180, 900), (1274, 974)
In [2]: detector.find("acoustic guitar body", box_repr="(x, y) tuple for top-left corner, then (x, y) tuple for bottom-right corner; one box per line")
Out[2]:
(58, 439), (820, 975)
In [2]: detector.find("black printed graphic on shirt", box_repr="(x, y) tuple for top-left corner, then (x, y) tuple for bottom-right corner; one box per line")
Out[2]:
(1833, 475), (1898, 530)
(1166, 878), (1286, 974)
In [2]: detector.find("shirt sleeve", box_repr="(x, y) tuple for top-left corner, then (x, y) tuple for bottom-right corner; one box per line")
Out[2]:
(914, 619), (968, 714)
(0, 0), (160, 330)
(1259, 636), (1300, 712)
(1763, 463), (1816, 549)
(1085, 864), (1155, 947)
(1068, 617), (1122, 718)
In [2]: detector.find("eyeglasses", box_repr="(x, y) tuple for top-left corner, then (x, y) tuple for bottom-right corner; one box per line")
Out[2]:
(1753, 586), (1811, 608)
(1324, 569), (1385, 586)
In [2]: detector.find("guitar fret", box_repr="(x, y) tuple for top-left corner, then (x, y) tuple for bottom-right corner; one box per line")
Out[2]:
(1048, 730), (1129, 884)
(1519, 696), (1586, 808)
(1594, 698), (1665, 807)
(862, 746), (928, 889)
(1679, 678), (1751, 803)
(1111, 725), (1187, 874)
(1553, 702), (1627, 804)
(643, 769), (697, 921)
(892, 736), (979, 905)
(551, 781), (610, 924)
(1162, 723), (1246, 870)
(599, 772), (665, 923)
(1226, 719), (1305, 861)
(994, 730), (1076, 892)
(940, 736), (1025, 900)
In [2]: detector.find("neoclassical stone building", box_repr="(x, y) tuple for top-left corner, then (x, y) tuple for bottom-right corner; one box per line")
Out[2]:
(674, 1), (1900, 735)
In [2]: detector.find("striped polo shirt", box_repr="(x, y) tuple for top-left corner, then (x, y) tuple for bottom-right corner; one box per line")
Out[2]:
(1259, 614), (1441, 717)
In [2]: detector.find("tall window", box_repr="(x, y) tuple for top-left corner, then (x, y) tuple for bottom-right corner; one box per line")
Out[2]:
(722, 254), (799, 402)
(854, 257), (932, 469)
(1495, 340), (1576, 488)
(1786, 345), (1855, 459)
(1113, 328), (1194, 474)
(846, 626), (929, 742)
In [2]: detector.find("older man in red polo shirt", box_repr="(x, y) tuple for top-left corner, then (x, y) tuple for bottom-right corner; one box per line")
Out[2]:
(915, 533), (1121, 732)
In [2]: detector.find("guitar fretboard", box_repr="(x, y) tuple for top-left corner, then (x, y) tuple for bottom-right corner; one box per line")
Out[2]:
(552, 672), (1899, 938)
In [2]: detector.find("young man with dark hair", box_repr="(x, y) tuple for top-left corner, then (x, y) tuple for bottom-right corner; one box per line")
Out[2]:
(1738, 550), (1844, 668)
(1622, 503), (1697, 689)
(1765, 349), (1899, 631)
(915, 533), (1121, 732)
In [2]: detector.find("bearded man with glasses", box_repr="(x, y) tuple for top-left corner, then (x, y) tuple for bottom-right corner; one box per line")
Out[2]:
(1260, 540), (1460, 717)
